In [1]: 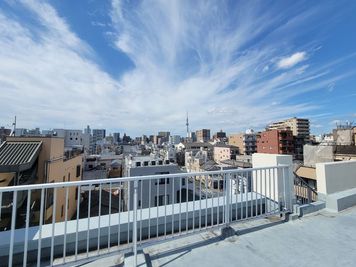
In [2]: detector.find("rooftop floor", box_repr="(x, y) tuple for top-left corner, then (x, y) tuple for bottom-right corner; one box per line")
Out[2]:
(84, 206), (356, 267)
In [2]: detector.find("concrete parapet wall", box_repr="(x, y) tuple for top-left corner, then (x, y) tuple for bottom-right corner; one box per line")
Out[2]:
(316, 160), (356, 195)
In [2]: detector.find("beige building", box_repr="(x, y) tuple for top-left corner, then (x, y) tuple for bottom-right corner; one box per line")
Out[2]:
(0, 137), (83, 228)
(196, 129), (210, 142)
(213, 145), (239, 163)
(228, 131), (257, 155)
(267, 117), (310, 137)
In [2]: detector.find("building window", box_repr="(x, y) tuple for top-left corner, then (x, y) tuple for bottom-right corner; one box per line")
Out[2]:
(68, 173), (71, 181)
(76, 165), (81, 177)
(61, 205), (64, 217)
(154, 195), (169, 206)
(155, 178), (170, 185)
(63, 176), (65, 182)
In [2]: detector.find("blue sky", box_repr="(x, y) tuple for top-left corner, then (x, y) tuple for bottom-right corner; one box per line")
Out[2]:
(0, 0), (355, 136)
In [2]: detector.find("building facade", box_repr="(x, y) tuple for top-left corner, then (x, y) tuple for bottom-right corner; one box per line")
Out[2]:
(229, 130), (257, 155)
(196, 129), (210, 143)
(257, 129), (294, 155)
(0, 136), (83, 229)
(213, 145), (239, 163)
(267, 117), (310, 160)
(123, 155), (187, 210)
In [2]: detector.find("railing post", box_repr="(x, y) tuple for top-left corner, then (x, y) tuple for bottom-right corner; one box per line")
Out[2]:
(224, 173), (231, 226)
(133, 180), (138, 267)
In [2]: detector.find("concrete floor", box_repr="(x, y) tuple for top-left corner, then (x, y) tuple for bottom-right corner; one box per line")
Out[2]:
(83, 206), (356, 267)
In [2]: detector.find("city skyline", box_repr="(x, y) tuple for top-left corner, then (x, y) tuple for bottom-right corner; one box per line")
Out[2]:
(1, 0), (356, 136)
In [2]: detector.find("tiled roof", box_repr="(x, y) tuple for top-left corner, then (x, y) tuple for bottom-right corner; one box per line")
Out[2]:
(0, 141), (42, 172)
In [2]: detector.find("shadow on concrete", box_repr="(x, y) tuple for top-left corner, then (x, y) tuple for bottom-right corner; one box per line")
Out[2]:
(139, 215), (289, 266)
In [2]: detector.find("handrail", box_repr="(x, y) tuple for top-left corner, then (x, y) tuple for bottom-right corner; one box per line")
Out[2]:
(0, 165), (290, 192)
(293, 172), (318, 195)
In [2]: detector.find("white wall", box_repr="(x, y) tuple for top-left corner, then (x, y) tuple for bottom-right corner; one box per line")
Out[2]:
(252, 153), (294, 211)
(316, 160), (356, 195)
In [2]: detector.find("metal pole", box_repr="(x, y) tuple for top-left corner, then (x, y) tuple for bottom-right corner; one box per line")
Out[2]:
(133, 180), (138, 266)
(225, 173), (231, 226)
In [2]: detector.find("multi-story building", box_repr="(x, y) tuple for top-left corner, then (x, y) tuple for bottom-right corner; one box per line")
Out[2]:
(91, 129), (106, 154)
(213, 144), (239, 163)
(257, 129), (294, 155)
(267, 117), (310, 160)
(333, 123), (355, 146)
(0, 136), (83, 229)
(213, 130), (227, 142)
(169, 135), (181, 145)
(113, 132), (121, 144)
(0, 127), (11, 144)
(123, 155), (187, 210)
(228, 130), (257, 155)
(196, 129), (210, 142)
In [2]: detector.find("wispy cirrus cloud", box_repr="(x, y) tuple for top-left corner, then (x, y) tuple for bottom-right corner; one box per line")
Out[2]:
(277, 52), (307, 69)
(0, 0), (355, 135)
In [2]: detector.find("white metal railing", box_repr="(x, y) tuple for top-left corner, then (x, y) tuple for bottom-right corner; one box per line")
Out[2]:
(0, 165), (292, 267)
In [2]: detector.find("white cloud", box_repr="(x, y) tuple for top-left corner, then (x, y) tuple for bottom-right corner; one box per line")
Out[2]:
(277, 52), (307, 69)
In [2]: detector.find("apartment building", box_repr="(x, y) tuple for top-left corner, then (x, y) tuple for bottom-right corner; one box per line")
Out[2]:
(196, 129), (210, 142)
(267, 117), (310, 160)
(257, 129), (294, 155)
(213, 144), (239, 163)
(228, 130), (257, 155)
(0, 136), (83, 229)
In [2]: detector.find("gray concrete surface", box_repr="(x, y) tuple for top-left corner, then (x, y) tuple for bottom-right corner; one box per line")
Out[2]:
(122, 206), (356, 267)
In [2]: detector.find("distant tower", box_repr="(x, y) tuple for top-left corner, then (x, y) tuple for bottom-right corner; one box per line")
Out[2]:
(186, 112), (190, 138)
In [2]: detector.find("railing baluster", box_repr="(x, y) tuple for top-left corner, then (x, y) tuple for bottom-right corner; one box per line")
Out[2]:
(193, 175), (195, 232)
(217, 174), (220, 226)
(97, 184), (102, 255)
(23, 189), (31, 267)
(75, 185), (80, 261)
(37, 188), (44, 267)
(179, 177), (182, 235)
(164, 178), (167, 238)
(245, 172), (248, 219)
(254, 170), (257, 217)
(63, 187), (69, 263)
(156, 178), (159, 238)
(140, 180), (143, 244)
(148, 179), (151, 239)
(133, 180), (138, 267)
(205, 175), (208, 228)
(127, 182), (130, 246)
(186, 176), (188, 232)
(108, 183), (112, 252)
(50, 188), (57, 266)
(199, 177), (202, 230)
(9, 190), (17, 267)
(118, 187), (121, 247)
(171, 177), (174, 236)
(86, 184), (92, 258)
(211, 176), (213, 227)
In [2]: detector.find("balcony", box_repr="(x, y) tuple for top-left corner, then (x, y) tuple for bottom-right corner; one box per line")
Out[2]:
(0, 166), (293, 266)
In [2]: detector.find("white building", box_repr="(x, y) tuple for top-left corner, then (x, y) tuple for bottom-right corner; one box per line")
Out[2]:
(169, 135), (181, 145)
(123, 155), (190, 210)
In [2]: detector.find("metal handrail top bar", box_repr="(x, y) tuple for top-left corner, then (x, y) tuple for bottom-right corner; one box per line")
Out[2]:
(0, 165), (289, 193)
